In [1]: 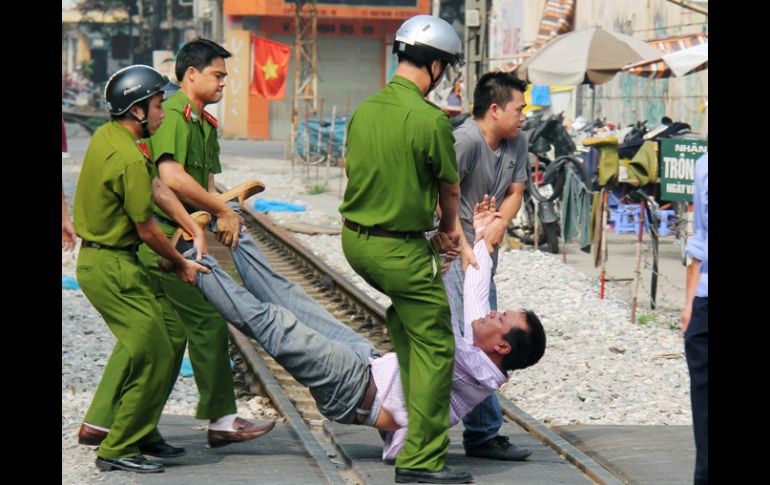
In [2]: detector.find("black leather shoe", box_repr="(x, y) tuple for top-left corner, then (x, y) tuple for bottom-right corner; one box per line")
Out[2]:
(465, 435), (531, 461)
(138, 440), (186, 458)
(395, 466), (473, 484)
(95, 455), (165, 473)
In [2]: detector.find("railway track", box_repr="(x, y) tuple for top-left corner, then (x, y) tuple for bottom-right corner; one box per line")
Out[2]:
(214, 183), (623, 485)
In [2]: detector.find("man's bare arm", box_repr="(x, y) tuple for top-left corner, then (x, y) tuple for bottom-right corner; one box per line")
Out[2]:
(157, 156), (244, 249)
(152, 177), (208, 259)
(135, 219), (210, 284)
(436, 180), (461, 252)
(680, 258), (702, 333)
(208, 173), (218, 195)
(477, 182), (524, 248)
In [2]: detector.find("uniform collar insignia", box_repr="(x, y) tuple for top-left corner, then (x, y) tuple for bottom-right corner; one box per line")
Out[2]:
(203, 110), (218, 128)
(136, 141), (153, 162)
(183, 103), (193, 121)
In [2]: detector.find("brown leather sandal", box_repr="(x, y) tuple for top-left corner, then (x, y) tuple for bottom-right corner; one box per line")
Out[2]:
(156, 180), (265, 272)
(158, 211), (212, 273)
(176, 180), (264, 242)
(215, 179), (265, 209)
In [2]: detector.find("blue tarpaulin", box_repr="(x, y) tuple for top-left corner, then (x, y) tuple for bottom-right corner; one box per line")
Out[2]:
(531, 85), (552, 106)
(179, 356), (234, 377)
(62, 276), (80, 290)
(253, 199), (306, 212)
(179, 357), (194, 377)
(294, 115), (348, 159)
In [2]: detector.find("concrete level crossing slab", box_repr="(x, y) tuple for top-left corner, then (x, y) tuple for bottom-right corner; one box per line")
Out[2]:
(553, 425), (694, 485)
(326, 421), (595, 484)
(129, 414), (329, 485)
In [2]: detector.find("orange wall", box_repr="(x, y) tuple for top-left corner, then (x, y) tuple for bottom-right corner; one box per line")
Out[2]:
(224, 0), (430, 19)
(248, 85), (270, 140)
(224, 1), (426, 140)
(259, 16), (402, 38)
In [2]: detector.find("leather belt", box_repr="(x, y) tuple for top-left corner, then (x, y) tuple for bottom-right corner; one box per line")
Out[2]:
(355, 371), (378, 424)
(343, 219), (424, 240)
(82, 240), (140, 252)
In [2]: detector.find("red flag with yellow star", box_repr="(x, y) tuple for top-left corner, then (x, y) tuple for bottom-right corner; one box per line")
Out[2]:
(251, 35), (291, 100)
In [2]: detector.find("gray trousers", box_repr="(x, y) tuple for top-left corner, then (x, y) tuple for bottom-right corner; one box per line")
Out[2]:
(186, 231), (378, 424)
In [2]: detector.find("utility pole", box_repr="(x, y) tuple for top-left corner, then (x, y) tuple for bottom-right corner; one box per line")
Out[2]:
(463, 0), (487, 114)
(290, 0), (319, 168)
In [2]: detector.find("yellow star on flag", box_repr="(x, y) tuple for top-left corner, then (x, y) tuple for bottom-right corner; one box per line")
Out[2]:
(261, 57), (279, 80)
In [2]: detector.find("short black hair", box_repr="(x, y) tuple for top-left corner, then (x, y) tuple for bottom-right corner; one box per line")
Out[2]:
(500, 309), (546, 372)
(396, 52), (446, 71)
(472, 71), (528, 118)
(175, 37), (232, 82)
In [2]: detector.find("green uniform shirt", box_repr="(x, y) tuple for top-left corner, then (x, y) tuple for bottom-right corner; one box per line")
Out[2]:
(147, 90), (221, 218)
(74, 121), (154, 247)
(339, 76), (459, 232)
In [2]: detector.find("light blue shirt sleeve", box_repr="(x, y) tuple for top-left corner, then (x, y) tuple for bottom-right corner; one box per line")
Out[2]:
(685, 152), (708, 297)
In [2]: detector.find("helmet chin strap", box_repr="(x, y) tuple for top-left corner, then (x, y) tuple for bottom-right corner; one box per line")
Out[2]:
(425, 61), (447, 93)
(127, 111), (151, 138)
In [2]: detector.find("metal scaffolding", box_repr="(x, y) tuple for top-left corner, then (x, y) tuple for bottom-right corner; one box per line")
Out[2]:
(290, 0), (318, 166)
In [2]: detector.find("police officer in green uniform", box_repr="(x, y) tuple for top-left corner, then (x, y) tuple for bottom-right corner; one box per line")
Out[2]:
(74, 65), (210, 473)
(76, 38), (274, 447)
(339, 15), (471, 484)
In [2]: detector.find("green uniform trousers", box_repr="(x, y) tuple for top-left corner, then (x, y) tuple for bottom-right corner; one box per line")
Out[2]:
(137, 240), (237, 420)
(83, 252), (187, 444)
(341, 227), (455, 472)
(76, 247), (176, 459)
(83, 241), (237, 428)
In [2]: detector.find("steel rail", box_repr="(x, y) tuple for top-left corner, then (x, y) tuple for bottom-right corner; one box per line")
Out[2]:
(218, 182), (622, 485)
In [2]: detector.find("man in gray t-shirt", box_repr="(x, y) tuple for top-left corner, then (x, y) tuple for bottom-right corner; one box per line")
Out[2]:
(444, 71), (530, 462)
(453, 117), (528, 271)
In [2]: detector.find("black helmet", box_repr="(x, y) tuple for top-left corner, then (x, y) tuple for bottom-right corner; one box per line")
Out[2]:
(104, 65), (168, 116)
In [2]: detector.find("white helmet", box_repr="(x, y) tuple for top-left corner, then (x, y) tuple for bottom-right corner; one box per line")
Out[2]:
(393, 15), (463, 67)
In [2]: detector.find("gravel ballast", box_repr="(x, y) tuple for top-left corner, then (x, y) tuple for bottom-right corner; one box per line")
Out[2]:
(63, 145), (690, 482)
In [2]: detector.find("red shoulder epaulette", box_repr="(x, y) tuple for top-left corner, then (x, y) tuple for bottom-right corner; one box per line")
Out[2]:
(136, 141), (153, 162)
(183, 103), (193, 121)
(203, 110), (218, 128)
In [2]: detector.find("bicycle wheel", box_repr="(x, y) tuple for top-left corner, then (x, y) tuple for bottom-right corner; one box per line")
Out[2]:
(508, 194), (546, 245)
(645, 203), (660, 309)
(526, 153), (557, 203)
(542, 220), (560, 254)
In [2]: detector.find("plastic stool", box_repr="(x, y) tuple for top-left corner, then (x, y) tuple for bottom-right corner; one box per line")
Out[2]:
(611, 204), (642, 234)
(609, 205), (675, 236)
(656, 209), (675, 237)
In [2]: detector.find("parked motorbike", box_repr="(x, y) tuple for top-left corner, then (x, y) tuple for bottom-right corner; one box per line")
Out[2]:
(508, 113), (593, 254)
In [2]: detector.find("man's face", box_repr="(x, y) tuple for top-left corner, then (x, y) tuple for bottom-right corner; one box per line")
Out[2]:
(192, 57), (228, 104)
(496, 89), (526, 139)
(146, 93), (165, 135)
(471, 309), (525, 353)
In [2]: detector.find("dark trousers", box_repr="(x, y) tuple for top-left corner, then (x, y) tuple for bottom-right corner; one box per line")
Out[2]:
(685, 297), (708, 485)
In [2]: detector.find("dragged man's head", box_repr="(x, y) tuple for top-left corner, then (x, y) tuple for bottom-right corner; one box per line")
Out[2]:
(472, 309), (545, 372)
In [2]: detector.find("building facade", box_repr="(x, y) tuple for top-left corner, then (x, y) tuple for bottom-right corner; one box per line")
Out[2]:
(221, 0), (431, 140)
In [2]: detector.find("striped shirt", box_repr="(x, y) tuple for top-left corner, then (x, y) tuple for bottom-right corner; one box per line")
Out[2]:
(371, 231), (507, 461)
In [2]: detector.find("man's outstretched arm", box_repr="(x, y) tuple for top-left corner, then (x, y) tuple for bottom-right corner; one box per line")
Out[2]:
(462, 195), (502, 340)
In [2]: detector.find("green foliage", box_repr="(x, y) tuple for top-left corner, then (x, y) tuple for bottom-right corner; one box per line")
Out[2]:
(79, 59), (94, 79)
(637, 314), (657, 325)
(307, 184), (325, 195)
